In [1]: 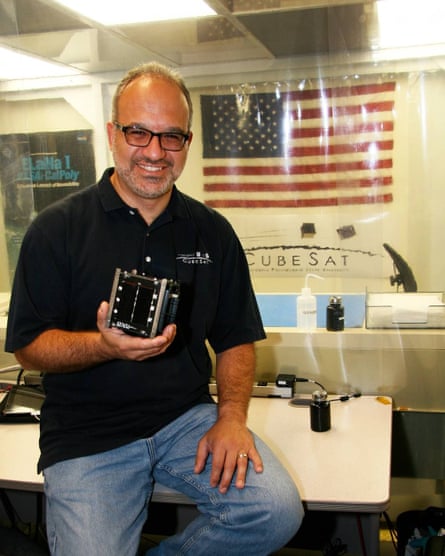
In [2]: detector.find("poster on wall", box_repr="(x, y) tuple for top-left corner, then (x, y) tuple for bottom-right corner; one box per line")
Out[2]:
(199, 78), (397, 279)
(0, 129), (95, 224)
(228, 213), (397, 281)
(0, 129), (95, 284)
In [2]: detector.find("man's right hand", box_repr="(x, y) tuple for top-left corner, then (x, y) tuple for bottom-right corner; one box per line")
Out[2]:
(97, 301), (176, 362)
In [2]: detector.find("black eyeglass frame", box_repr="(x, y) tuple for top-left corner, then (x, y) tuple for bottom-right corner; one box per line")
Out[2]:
(113, 122), (190, 151)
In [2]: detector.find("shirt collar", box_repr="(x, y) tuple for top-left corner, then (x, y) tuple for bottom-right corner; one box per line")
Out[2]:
(97, 168), (125, 212)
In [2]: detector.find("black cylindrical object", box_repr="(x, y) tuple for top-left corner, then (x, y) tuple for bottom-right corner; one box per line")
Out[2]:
(326, 295), (344, 331)
(310, 390), (331, 432)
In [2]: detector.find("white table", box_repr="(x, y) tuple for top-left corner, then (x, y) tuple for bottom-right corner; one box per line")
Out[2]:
(0, 395), (392, 554)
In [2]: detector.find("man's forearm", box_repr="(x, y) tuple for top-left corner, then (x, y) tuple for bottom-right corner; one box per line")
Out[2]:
(14, 301), (177, 373)
(15, 328), (108, 373)
(215, 343), (255, 423)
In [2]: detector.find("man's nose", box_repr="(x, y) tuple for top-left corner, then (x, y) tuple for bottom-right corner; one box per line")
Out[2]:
(141, 134), (165, 157)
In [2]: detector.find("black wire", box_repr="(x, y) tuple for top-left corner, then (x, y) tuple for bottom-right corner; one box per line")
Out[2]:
(294, 377), (326, 391)
(16, 367), (25, 385)
(382, 511), (399, 553)
(329, 392), (362, 403)
(294, 377), (361, 403)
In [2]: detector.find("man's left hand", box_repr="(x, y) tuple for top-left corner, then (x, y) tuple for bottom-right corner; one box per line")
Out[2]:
(194, 416), (263, 494)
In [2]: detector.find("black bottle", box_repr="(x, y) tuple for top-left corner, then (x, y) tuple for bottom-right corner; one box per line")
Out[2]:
(310, 390), (331, 432)
(326, 295), (344, 331)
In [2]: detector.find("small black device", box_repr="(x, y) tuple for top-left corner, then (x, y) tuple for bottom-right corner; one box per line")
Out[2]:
(276, 373), (297, 389)
(285, 375), (361, 430)
(310, 389), (331, 432)
(326, 295), (344, 331)
(106, 268), (180, 338)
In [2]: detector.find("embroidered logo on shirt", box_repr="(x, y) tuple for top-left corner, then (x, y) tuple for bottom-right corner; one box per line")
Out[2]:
(176, 252), (213, 265)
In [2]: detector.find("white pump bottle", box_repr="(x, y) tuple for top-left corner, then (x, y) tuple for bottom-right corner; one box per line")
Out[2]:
(297, 273), (323, 330)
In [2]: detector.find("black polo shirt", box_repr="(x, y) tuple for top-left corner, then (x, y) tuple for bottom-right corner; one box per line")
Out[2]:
(6, 168), (265, 472)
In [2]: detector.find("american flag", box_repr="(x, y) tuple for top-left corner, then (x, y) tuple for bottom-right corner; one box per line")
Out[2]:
(200, 80), (396, 208)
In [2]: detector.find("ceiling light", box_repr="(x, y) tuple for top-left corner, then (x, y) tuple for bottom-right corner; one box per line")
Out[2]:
(377, 0), (445, 49)
(0, 46), (82, 81)
(52, 0), (216, 26)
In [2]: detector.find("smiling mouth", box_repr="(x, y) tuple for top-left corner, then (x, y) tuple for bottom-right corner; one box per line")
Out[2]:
(137, 161), (166, 173)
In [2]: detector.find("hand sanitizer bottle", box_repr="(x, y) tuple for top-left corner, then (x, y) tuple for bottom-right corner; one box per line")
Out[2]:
(297, 274), (323, 331)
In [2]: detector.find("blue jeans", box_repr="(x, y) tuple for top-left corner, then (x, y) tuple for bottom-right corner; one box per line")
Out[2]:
(44, 404), (304, 555)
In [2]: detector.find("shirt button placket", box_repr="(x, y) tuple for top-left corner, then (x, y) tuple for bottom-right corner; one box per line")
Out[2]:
(143, 232), (152, 274)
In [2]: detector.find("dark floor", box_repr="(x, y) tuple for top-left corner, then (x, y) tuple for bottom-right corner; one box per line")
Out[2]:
(138, 522), (398, 555)
(0, 514), (398, 556)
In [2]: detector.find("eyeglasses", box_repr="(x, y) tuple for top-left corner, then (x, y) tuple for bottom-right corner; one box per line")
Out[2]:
(113, 122), (190, 151)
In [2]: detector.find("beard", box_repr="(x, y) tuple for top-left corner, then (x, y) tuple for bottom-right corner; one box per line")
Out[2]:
(118, 168), (173, 199)
(113, 154), (179, 200)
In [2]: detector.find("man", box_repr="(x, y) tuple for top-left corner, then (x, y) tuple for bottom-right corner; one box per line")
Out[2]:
(6, 62), (303, 555)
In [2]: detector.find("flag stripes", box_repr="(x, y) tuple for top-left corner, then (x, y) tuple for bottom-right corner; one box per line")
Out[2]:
(208, 193), (394, 209)
(200, 80), (396, 208)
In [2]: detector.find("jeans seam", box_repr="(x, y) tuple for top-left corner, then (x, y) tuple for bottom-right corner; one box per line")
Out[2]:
(154, 463), (236, 554)
(156, 462), (230, 521)
(178, 519), (220, 554)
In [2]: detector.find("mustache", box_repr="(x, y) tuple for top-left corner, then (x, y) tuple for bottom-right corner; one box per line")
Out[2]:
(135, 155), (171, 166)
